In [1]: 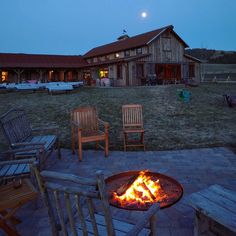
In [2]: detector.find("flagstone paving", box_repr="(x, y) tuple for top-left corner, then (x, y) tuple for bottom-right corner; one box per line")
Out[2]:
(2, 147), (236, 236)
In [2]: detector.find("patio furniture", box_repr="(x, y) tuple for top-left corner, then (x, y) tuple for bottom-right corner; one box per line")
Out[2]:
(187, 184), (236, 236)
(46, 83), (74, 95)
(0, 155), (36, 184)
(0, 108), (61, 169)
(71, 107), (109, 161)
(122, 104), (145, 151)
(0, 179), (38, 236)
(32, 166), (160, 236)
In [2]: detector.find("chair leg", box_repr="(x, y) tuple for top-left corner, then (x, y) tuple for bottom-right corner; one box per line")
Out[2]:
(78, 130), (82, 161)
(105, 133), (109, 157)
(0, 220), (20, 236)
(123, 132), (127, 152)
(71, 127), (75, 155)
(141, 132), (145, 151)
(57, 137), (61, 159)
(96, 141), (99, 150)
(150, 214), (157, 236)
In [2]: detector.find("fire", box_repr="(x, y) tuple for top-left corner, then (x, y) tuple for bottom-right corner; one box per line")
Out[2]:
(113, 170), (166, 207)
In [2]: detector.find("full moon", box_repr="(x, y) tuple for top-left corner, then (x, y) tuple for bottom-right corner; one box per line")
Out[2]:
(141, 12), (147, 18)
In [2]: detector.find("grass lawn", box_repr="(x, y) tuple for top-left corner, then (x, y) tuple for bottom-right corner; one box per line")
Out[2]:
(0, 83), (235, 151)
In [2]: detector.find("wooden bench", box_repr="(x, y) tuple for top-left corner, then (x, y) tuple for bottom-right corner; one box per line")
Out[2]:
(187, 184), (236, 236)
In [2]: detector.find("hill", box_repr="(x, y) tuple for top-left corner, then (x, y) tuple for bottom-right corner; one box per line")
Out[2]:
(185, 48), (236, 64)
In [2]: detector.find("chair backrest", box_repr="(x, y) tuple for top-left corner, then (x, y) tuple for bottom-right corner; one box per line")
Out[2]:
(0, 108), (32, 145)
(33, 167), (115, 236)
(71, 107), (99, 132)
(122, 104), (143, 129)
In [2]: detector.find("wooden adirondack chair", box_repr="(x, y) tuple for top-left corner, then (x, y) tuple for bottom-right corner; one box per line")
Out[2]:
(71, 107), (109, 161)
(122, 104), (145, 151)
(32, 166), (160, 236)
(0, 108), (61, 169)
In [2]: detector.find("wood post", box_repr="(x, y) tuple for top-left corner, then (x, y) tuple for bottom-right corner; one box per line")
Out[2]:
(59, 70), (65, 82)
(13, 69), (24, 83)
(36, 70), (45, 82)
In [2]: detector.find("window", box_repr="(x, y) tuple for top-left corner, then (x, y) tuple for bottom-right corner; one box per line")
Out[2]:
(136, 48), (142, 55)
(124, 50), (130, 57)
(1, 71), (8, 82)
(117, 64), (122, 79)
(99, 68), (108, 78)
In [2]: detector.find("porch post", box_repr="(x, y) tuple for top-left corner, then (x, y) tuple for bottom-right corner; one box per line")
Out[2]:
(59, 70), (65, 82)
(14, 69), (24, 83)
(37, 69), (46, 82)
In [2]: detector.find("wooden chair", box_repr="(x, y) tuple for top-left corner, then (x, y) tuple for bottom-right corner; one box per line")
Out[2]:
(0, 150), (38, 236)
(32, 166), (160, 236)
(0, 179), (38, 236)
(122, 104), (145, 151)
(71, 107), (109, 161)
(0, 108), (61, 169)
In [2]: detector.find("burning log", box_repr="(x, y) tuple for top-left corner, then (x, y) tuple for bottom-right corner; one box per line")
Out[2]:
(140, 183), (156, 201)
(116, 174), (139, 196)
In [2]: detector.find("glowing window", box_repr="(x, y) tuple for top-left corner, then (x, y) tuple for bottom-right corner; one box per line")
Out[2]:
(1, 71), (8, 82)
(99, 68), (108, 78)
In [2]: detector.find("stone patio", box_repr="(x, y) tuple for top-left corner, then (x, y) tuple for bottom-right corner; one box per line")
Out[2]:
(2, 147), (236, 236)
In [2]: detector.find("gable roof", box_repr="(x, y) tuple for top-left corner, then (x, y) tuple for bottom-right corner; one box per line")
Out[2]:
(84, 25), (189, 58)
(0, 53), (88, 69)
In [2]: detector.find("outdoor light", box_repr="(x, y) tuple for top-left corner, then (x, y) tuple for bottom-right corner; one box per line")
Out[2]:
(115, 53), (119, 58)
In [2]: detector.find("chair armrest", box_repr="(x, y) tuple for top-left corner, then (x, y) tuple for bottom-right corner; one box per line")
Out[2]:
(2, 147), (43, 155)
(11, 142), (46, 147)
(126, 203), (160, 236)
(0, 158), (37, 166)
(98, 119), (110, 129)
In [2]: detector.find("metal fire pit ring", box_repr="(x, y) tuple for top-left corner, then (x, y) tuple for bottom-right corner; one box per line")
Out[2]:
(105, 170), (183, 211)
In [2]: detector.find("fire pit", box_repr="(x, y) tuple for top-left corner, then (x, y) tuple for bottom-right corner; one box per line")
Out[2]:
(105, 170), (183, 211)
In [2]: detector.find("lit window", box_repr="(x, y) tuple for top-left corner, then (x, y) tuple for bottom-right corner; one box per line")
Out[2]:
(1, 71), (8, 82)
(99, 68), (108, 78)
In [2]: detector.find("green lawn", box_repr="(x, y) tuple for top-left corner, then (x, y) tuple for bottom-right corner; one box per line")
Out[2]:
(0, 84), (236, 151)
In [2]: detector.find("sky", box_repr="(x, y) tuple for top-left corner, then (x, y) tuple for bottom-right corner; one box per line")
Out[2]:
(0, 0), (236, 55)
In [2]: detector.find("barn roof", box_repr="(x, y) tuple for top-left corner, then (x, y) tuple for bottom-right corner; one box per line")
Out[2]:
(0, 53), (88, 69)
(84, 25), (189, 58)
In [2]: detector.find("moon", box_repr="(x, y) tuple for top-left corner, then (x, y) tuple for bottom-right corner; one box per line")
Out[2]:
(141, 12), (147, 18)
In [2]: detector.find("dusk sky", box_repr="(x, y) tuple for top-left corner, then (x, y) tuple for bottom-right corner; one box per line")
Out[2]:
(1, 0), (235, 55)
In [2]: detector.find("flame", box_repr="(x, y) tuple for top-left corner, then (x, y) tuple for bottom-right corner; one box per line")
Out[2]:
(113, 171), (166, 207)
